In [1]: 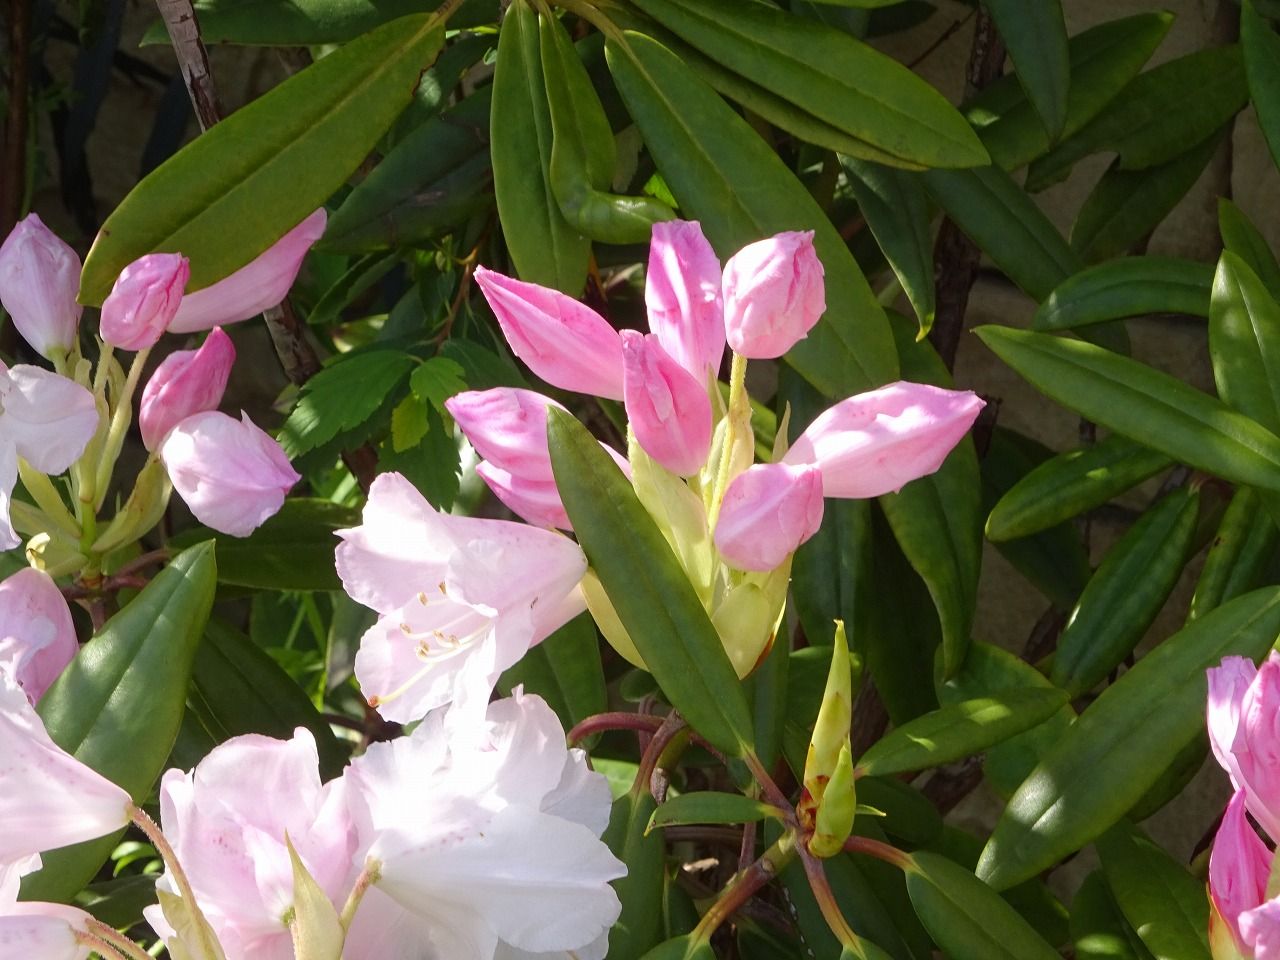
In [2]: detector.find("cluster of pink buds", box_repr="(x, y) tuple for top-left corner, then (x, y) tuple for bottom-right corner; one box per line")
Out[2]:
(0, 211), (325, 574)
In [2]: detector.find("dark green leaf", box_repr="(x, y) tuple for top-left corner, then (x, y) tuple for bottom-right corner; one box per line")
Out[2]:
(280, 349), (415, 458)
(1035, 257), (1214, 331)
(1211, 250), (1280, 431)
(981, 0), (1069, 139)
(1190, 486), (1279, 621)
(1219, 198), (1280, 299)
(648, 793), (780, 832)
(1071, 871), (1156, 960)
(605, 790), (666, 960)
(75, 875), (157, 931)
(1243, 0), (1280, 173)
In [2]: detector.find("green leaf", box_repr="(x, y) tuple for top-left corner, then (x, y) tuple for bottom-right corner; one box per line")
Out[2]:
(322, 91), (492, 253)
(1071, 129), (1225, 263)
(548, 408), (753, 755)
(171, 499), (360, 592)
(23, 544), (217, 901)
(1219, 198), (1280, 299)
(977, 587), (1280, 890)
(856, 689), (1070, 779)
(981, 0), (1069, 139)
(606, 30), (898, 398)
(1027, 45), (1246, 190)
(1071, 871), (1156, 960)
(190, 619), (347, 779)
(604, 790), (666, 960)
(1211, 250), (1280, 431)
(638, 936), (716, 960)
(409, 356), (468, 412)
(626, 0), (988, 169)
(1095, 823), (1210, 960)
(922, 165), (1080, 301)
(391, 396), (431, 453)
(968, 12), (1172, 171)
(287, 836), (345, 960)
(491, 0), (590, 293)
(905, 851), (1063, 960)
(647, 792), (781, 833)
(1190, 486), (1279, 621)
(498, 612), (608, 740)
(1243, 0), (1280, 173)
(80, 14), (445, 303)
(280, 349), (415, 458)
(1035, 257), (1214, 331)
(841, 157), (935, 333)
(975, 325), (1280, 493)
(1051, 486), (1200, 697)
(75, 875), (158, 931)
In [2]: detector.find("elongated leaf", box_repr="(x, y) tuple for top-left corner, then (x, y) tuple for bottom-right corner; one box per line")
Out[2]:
(1096, 823), (1210, 960)
(923, 165), (1080, 301)
(1036, 258), (1213, 331)
(498, 612), (608, 740)
(986, 433), (1171, 542)
(1027, 45), (1247, 190)
(856, 689), (1070, 778)
(75, 875), (159, 931)
(1190, 486), (1279, 621)
(604, 790), (665, 960)
(975, 325), (1280, 493)
(1072, 871), (1156, 960)
(627, 0), (988, 169)
(1219, 198), (1280, 299)
(606, 30), (897, 397)
(1244, 0), (1280, 173)
(977, 588), (1280, 890)
(906, 851), (1063, 960)
(23, 543), (217, 901)
(1072, 130), (1224, 263)
(1051, 487), (1200, 697)
(981, 0), (1068, 139)
(841, 157), (935, 333)
(968, 12), (1172, 171)
(1211, 250), (1280, 431)
(648, 793), (780, 833)
(80, 15), (445, 302)
(548, 408), (753, 755)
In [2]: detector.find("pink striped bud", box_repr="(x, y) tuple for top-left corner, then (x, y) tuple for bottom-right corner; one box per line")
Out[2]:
(0, 214), (81, 359)
(621, 330), (711, 477)
(138, 328), (235, 451)
(723, 231), (825, 359)
(445, 388), (564, 482)
(100, 253), (189, 350)
(476, 461), (572, 530)
(646, 220), (724, 381)
(714, 462), (824, 572)
(475, 266), (624, 400)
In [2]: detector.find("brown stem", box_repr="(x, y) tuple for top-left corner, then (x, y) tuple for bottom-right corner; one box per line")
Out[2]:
(634, 712), (687, 800)
(694, 833), (796, 941)
(798, 844), (862, 949)
(927, 7), (1006, 371)
(568, 711), (665, 745)
(841, 834), (912, 869)
(743, 750), (794, 820)
(154, 0), (223, 130)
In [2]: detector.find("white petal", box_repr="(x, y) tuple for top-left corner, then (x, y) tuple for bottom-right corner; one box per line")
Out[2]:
(1, 366), (98, 474)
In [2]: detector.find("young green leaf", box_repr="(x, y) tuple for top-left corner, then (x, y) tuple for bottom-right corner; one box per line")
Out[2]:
(286, 837), (345, 960)
(279, 350), (415, 458)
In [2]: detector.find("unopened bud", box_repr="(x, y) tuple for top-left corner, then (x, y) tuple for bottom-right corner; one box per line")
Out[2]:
(801, 621), (854, 824)
(809, 743), (856, 857)
(100, 253), (189, 350)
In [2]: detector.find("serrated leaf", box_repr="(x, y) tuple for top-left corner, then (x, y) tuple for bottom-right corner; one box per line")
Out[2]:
(280, 349), (414, 458)
(391, 395), (431, 453)
(409, 356), (468, 411)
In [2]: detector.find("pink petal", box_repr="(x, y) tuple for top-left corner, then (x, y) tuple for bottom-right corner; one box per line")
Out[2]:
(0, 568), (77, 704)
(646, 220), (724, 381)
(714, 462), (824, 572)
(621, 330), (711, 477)
(139, 327), (236, 451)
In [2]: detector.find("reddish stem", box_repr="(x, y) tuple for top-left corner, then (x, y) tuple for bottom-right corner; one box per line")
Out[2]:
(568, 711), (664, 745)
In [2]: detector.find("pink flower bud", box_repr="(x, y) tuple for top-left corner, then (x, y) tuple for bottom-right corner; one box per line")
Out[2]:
(0, 568), (77, 705)
(158, 411), (300, 537)
(782, 381), (985, 499)
(99, 253), (189, 350)
(714, 462), (824, 572)
(0, 903), (92, 960)
(1209, 653), (1280, 842)
(1243, 901), (1280, 960)
(722, 230), (825, 359)
(621, 330), (712, 477)
(1211, 790), (1272, 958)
(138, 327), (235, 451)
(0, 214), (81, 359)
(445, 388), (565, 481)
(476, 461), (571, 530)
(646, 220), (724, 381)
(167, 208), (326, 333)
(475, 266), (624, 400)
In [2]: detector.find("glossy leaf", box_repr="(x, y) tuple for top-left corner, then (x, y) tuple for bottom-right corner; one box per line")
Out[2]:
(1050, 486), (1200, 698)
(975, 325), (1280, 493)
(647, 793), (780, 832)
(856, 689), (1070, 778)
(606, 30), (898, 397)
(981, 0), (1069, 139)
(1034, 258), (1214, 331)
(548, 408), (753, 755)
(23, 543), (217, 901)
(1211, 250), (1280, 431)
(80, 15), (445, 302)
(627, 0), (988, 169)
(604, 790), (666, 960)
(1071, 871), (1155, 960)
(977, 588), (1280, 890)
(1189, 486), (1279, 621)
(1219, 198), (1280, 299)
(1243, 0), (1280, 173)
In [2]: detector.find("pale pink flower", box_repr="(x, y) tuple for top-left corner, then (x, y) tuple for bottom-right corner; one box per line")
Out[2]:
(1211, 790), (1272, 958)
(99, 253), (189, 350)
(714, 463), (824, 572)
(722, 230), (825, 359)
(138, 327), (235, 451)
(646, 220), (724, 381)
(144, 728), (355, 960)
(475, 266), (624, 400)
(0, 214), (80, 359)
(158, 411), (299, 537)
(335, 473), (587, 723)
(0, 363), (99, 550)
(475, 461), (572, 530)
(1210, 654), (1280, 845)
(782, 381), (985, 499)
(0, 568), (77, 704)
(621, 330), (712, 477)
(342, 691), (623, 960)
(168, 209), (326, 333)
(0, 902), (92, 960)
